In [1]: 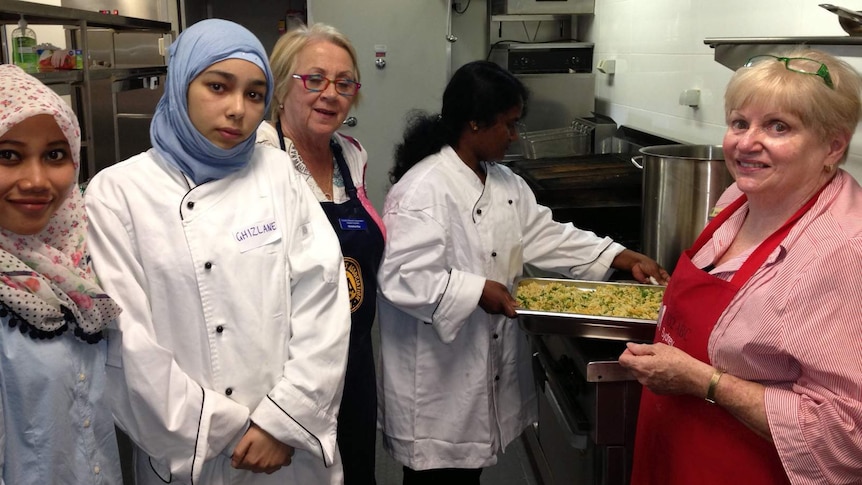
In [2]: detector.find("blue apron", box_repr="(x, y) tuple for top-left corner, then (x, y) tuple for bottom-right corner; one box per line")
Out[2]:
(278, 123), (384, 484)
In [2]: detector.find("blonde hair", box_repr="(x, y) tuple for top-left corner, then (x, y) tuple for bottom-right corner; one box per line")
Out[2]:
(724, 49), (862, 163)
(269, 23), (361, 121)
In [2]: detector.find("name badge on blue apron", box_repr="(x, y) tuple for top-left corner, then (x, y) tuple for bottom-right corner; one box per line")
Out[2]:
(339, 218), (367, 231)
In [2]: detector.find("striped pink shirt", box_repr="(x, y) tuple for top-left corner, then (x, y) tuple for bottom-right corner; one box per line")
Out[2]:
(691, 170), (862, 484)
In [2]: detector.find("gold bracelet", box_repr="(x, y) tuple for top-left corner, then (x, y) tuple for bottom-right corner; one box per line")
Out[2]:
(705, 369), (725, 404)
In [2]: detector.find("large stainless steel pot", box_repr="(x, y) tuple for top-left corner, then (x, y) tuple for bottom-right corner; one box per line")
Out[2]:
(632, 145), (733, 274)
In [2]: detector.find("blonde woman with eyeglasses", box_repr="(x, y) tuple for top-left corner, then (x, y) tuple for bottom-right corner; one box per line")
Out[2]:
(619, 49), (862, 484)
(256, 23), (384, 485)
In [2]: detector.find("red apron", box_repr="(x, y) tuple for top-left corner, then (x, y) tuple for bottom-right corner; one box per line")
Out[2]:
(630, 190), (822, 485)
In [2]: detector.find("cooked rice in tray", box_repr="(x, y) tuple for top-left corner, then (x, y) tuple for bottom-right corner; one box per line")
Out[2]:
(516, 281), (664, 320)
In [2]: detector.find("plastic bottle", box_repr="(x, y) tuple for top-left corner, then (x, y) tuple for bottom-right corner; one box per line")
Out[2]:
(12, 16), (38, 73)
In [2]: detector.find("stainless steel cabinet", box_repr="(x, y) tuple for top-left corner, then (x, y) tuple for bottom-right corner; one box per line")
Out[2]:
(0, 0), (172, 181)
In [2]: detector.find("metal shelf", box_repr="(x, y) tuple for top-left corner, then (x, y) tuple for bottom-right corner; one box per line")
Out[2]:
(0, 0), (170, 32)
(30, 65), (166, 83)
(491, 14), (573, 22)
(704, 36), (862, 70)
(31, 69), (82, 84)
(105, 65), (167, 79)
(1, 0), (171, 181)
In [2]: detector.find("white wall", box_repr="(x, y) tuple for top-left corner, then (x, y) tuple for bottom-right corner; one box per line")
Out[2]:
(451, 0), (490, 71)
(583, 0), (862, 181)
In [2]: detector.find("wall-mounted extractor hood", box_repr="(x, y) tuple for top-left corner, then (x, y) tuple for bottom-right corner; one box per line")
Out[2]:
(704, 37), (862, 70)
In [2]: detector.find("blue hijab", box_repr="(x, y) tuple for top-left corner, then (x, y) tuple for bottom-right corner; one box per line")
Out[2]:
(150, 19), (274, 184)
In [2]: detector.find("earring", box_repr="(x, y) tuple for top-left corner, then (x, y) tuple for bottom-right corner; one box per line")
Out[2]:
(824, 164), (835, 173)
(470, 122), (479, 132)
(279, 104), (284, 110)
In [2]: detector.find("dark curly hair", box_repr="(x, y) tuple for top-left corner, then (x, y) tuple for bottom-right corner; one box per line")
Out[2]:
(389, 61), (528, 183)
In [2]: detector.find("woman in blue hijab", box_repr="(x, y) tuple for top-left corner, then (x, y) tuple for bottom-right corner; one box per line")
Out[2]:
(149, 18), (273, 183)
(84, 18), (351, 485)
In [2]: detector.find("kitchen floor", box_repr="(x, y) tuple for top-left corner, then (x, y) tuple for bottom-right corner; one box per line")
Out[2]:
(371, 326), (540, 485)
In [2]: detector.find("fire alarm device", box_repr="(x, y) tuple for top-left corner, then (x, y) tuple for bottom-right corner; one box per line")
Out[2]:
(374, 45), (387, 69)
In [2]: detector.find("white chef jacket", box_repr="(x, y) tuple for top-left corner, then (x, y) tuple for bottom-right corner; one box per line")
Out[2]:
(84, 147), (350, 485)
(377, 145), (625, 470)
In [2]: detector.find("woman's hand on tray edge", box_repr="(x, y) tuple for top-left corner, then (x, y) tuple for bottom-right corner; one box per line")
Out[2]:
(481, 279), (518, 318)
(612, 249), (671, 286)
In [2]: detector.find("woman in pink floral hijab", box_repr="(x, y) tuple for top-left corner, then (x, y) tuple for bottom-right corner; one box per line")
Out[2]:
(0, 64), (122, 484)
(0, 64), (120, 342)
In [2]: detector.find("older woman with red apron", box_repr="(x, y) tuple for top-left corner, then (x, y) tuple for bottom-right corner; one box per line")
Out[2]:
(628, 190), (818, 484)
(620, 48), (862, 485)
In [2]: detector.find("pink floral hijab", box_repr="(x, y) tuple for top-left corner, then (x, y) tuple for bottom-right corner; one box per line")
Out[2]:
(0, 64), (120, 343)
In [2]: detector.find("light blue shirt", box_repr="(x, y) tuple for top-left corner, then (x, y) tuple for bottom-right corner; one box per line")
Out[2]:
(0, 316), (122, 485)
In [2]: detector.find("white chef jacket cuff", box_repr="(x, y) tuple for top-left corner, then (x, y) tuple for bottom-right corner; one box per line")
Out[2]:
(572, 241), (625, 281)
(250, 391), (338, 466)
(220, 419), (251, 459)
(431, 269), (485, 344)
(199, 387), (253, 460)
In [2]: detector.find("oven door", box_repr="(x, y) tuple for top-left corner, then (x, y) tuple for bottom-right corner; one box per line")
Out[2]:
(525, 336), (641, 485)
(527, 341), (596, 485)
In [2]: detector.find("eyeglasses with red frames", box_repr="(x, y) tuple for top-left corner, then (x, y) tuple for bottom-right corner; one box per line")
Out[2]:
(291, 73), (361, 97)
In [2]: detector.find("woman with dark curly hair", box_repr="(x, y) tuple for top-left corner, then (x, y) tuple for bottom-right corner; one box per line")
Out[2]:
(376, 60), (667, 485)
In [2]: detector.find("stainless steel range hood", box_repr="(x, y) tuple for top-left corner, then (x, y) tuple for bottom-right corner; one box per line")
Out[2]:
(704, 36), (862, 70)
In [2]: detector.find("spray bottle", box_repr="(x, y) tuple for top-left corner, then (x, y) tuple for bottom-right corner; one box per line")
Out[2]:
(11, 16), (38, 73)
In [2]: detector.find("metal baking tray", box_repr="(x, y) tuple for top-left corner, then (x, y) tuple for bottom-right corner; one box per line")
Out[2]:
(514, 278), (661, 342)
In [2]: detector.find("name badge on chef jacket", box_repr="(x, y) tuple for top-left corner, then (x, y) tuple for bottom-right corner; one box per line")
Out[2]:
(339, 218), (367, 231)
(233, 218), (281, 253)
